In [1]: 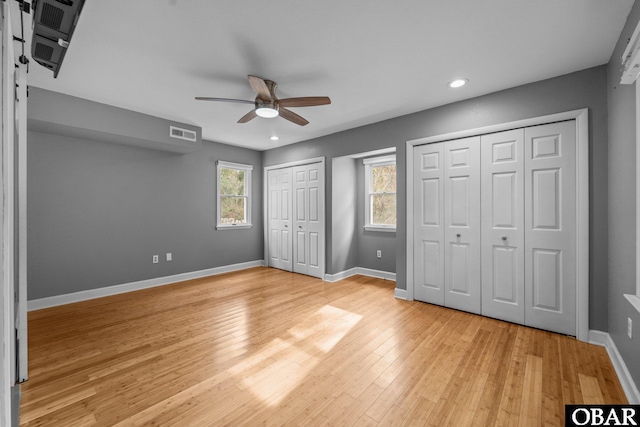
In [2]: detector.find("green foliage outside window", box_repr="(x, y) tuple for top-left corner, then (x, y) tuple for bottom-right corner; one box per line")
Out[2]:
(220, 168), (245, 196)
(370, 164), (396, 225)
(220, 168), (247, 224)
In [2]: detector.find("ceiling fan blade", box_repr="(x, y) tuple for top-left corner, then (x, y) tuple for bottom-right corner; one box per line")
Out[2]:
(237, 109), (258, 123)
(248, 75), (272, 100)
(195, 97), (254, 104)
(279, 108), (309, 126)
(278, 96), (331, 108)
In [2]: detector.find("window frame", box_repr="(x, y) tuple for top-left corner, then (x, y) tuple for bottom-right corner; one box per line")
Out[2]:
(363, 154), (397, 232)
(216, 160), (253, 230)
(629, 82), (640, 313)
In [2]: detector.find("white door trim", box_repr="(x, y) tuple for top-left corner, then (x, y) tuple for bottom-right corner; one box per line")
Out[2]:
(0, 4), (11, 424)
(263, 157), (326, 278)
(16, 61), (28, 383)
(405, 108), (589, 341)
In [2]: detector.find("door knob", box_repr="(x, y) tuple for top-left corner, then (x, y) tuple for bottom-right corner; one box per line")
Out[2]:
(456, 233), (461, 238)
(284, 224), (288, 227)
(299, 225), (302, 229)
(501, 236), (507, 241)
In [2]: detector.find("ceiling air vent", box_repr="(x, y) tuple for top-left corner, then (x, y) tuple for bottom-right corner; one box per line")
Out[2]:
(170, 126), (197, 142)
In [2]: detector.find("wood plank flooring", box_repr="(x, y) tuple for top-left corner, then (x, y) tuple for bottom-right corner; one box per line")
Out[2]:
(20, 267), (627, 426)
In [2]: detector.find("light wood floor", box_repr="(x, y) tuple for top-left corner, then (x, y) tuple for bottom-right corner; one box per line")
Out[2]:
(21, 267), (626, 426)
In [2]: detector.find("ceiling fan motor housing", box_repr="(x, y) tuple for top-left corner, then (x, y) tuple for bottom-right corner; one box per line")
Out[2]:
(254, 79), (279, 117)
(263, 80), (278, 99)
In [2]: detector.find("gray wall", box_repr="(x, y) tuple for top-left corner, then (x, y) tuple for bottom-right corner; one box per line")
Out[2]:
(11, 386), (19, 427)
(29, 87), (202, 154)
(28, 94), (263, 300)
(607, 0), (640, 394)
(330, 156), (358, 273)
(264, 65), (609, 331)
(330, 156), (397, 274)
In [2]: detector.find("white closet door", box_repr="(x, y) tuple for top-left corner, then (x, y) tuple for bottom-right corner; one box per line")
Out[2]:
(292, 163), (324, 279)
(413, 143), (445, 305)
(267, 168), (292, 271)
(481, 129), (525, 324)
(524, 121), (576, 335)
(444, 137), (481, 314)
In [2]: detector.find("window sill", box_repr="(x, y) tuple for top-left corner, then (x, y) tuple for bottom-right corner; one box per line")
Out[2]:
(216, 224), (253, 230)
(624, 294), (640, 314)
(364, 225), (396, 233)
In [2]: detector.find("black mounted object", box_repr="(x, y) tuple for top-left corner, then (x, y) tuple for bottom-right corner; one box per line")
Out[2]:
(31, 0), (85, 77)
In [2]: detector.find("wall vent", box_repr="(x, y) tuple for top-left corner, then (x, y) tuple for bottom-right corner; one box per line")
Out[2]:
(169, 126), (197, 142)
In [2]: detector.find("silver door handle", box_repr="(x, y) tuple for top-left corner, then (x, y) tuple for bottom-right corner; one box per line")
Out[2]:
(501, 236), (507, 241)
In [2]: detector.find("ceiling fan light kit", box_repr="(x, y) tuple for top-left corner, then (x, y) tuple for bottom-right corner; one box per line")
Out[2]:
(255, 99), (279, 118)
(196, 75), (331, 126)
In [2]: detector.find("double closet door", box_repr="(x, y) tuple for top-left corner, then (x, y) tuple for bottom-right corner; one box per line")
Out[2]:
(267, 162), (324, 279)
(413, 121), (577, 336)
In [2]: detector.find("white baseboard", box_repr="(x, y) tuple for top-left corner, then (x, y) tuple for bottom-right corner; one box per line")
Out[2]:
(322, 266), (409, 300)
(28, 260), (265, 311)
(324, 267), (359, 283)
(589, 330), (640, 404)
(324, 267), (396, 283)
(394, 288), (408, 300)
(356, 267), (396, 281)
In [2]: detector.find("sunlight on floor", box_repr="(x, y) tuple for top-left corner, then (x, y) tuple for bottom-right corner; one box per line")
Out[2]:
(229, 305), (362, 406)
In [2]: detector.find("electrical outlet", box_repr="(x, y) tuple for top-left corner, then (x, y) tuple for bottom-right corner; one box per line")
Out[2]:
(376, 250), (382, 259)
(166, 253), (172, 262)
(628, 317), (633, 339)
(152, 255), (159, 264)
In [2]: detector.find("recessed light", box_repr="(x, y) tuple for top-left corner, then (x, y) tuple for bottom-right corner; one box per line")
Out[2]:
(270, 136), (279, 141)
(449, 78), (468, 88)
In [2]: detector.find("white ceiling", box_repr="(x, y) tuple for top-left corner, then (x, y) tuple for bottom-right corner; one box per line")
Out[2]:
(24, 0), (634, 151)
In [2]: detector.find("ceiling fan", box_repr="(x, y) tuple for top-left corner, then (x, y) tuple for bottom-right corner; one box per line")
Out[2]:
(195, 75), (331, 126)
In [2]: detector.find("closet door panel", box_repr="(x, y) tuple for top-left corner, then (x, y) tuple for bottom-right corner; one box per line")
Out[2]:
(267, 169), (292, 271)
(292, 163), (324, 279)
(268, 171), (281, 266)
(525, 121), (576, 336)
(296, 231), (306, 266)
(492, 246), (518, 302)
(481, 129), (525, 324)
(413, 144), (445, 305)
(444, 137), (481, 314)
(449, 242), (470, 294)
(293, 166), (309, 276)
(305, 163), (324, 278)
(279, 170), (292, 268)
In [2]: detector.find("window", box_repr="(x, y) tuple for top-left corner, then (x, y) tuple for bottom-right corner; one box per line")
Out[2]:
(621, 23), (640, 313)
(364, 155), (396, 231)
(629, 82), (640, 312)
(216, 161), (252, 229)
